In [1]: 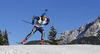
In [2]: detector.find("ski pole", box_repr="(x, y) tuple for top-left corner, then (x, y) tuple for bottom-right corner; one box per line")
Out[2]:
(22, 20), (32, 24)
(45, 9), (48, 13)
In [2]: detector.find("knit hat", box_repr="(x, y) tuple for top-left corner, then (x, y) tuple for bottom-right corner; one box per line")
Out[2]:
(41, 9), (48, 17)
(41, 13), (46, 17)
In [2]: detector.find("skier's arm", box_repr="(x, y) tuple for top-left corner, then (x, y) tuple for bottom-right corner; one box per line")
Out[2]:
(32, 16), (39, 25)
(45, 18), (51, 25)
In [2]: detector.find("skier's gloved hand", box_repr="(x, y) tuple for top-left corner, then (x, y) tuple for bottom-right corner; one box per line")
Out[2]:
(45, 23), (48, 25)
(32, 23), (34, 25)
(32, 20), (34, 25)
(45, 18), (51, 25)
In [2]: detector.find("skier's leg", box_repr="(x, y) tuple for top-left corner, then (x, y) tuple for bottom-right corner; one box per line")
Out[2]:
(21, 27), (37, 44)
(26, 28), (36, 39)
(39, 27), (45, 44)
(41, 31), (45, 40)
(41, 31), (45, 44)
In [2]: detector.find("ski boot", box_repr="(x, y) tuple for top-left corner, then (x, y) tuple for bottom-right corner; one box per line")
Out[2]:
(41, 39), (44, 45)
(19, 38), (27, 44)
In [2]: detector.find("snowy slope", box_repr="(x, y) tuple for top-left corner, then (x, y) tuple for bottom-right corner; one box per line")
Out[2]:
(0, 45), (100, 54)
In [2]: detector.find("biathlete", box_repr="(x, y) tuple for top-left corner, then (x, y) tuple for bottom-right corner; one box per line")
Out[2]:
(21, 9), (51, 44)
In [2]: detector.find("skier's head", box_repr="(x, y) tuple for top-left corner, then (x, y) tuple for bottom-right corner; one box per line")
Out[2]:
(41, 13), (47, 21)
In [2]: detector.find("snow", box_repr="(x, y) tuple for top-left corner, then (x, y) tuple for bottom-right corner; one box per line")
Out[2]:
(0, 45), (100, 54)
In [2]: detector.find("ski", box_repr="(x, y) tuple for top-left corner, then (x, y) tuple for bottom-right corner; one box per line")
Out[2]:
(16, 42), (23, 45)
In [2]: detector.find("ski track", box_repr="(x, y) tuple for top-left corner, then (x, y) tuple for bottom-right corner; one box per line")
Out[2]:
(0, 45), (100, 54)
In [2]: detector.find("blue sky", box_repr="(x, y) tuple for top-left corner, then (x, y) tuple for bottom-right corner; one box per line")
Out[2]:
(0, 0), (100, 45)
